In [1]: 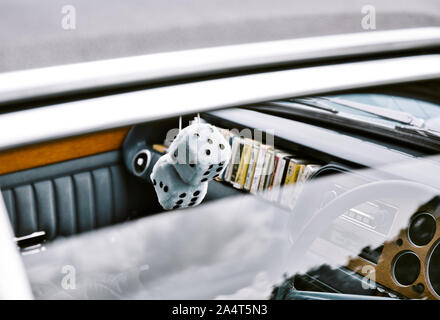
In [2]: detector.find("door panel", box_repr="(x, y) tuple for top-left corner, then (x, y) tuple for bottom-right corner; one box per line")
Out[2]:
(0, 151), (162, 240)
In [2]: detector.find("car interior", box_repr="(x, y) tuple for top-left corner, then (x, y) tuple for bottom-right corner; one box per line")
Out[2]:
(2, 28), (440, 300)
(1, 80), (440, 299)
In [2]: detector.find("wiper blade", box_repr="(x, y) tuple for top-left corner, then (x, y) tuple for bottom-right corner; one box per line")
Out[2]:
(288, 96), (440, 143)
(320, 97), (440, 142)
(319, 97), (425, 128)
(290, 98), (339, 114)
(395, 125), (440, 140)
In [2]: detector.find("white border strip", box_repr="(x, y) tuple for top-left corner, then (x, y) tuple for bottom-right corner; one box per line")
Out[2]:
(0, 192), (33, 299)
(0, 55), (440, 151)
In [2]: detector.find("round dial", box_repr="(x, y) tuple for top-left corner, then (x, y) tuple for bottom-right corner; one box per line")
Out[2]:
(393, 251), (421, 286)
(408, 212), (436, 246)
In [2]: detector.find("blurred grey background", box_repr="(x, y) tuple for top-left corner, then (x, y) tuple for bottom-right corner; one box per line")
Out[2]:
(0, 0), (439, 72)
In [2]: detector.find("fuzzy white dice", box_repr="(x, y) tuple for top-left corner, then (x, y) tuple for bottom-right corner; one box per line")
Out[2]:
(168, 123), (231, 185)
(150, 154), (208, 210)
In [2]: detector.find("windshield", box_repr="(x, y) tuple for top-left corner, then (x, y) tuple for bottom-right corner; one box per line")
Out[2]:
(285, 93), (440, 143)
(324, 94), (440, 125)
(330, 94), (440, 121)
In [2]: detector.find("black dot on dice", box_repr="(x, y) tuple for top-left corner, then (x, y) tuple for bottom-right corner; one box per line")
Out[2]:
(176, 199), (183, 205)
(209, 164), (213, 169)
(194, 133), (200, 138)
(174, 150), (178, 158)
(220, 161), (225, 165)
(214, 174), (219, 178)
(163, 186), (168, 192)
(201, 178), (208, 182)
(207, 138), (213, 144)
(219, 144), (225, 150)
(153, 179), (157, 185)
(205, 149), (211, 156)
(189, 202), (195, 206)
(203, 171), (210, 176)
(193, 191), (200, 196)
(179, 193), (186, 198)
(159, 181), (163, 188)
(190, 164), (195, 167)
(216, 167), (223, 172)
(191, 197), (198, 202)
(173, 205), (180, 209)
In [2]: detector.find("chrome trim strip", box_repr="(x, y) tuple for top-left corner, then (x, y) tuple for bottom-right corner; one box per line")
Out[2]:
(0, 54), (439, 151)
(288, 290), (395, 300)
(1, 28), (440, 104)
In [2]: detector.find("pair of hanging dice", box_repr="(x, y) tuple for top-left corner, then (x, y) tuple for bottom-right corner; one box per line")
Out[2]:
(150, 123), (232, 210)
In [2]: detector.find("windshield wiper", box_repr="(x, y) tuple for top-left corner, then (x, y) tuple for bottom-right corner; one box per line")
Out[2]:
(290, 98), (339, 114)
(288, 96), (440, 143)
(319, 97), (440, 141)
(291, 96), (425, 127)
(318, 97), (425, 128)
(394, 124), (440, 140)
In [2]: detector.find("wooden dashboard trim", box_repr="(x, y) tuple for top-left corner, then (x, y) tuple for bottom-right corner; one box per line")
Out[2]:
(0, 127), (130, 175)
(347, 210), (440, 300)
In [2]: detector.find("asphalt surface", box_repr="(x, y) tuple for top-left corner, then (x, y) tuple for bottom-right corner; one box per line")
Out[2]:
(1, 0), (440, 72)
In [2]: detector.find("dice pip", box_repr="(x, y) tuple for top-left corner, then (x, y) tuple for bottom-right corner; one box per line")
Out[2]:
(168, 123), (231, 185)
(150, 154), (208, 210)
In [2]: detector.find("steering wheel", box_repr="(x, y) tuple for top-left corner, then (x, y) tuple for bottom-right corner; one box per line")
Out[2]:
(286, 179), (440, 264)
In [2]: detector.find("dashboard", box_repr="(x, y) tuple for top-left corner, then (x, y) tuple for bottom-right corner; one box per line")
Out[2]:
(200, 108), (440, 300)
(290, 165), (440, 300)
(347, 200), (440, 300)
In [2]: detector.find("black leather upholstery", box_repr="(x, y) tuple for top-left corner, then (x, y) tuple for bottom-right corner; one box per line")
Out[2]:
(0, 149), (239, 241)
(0, 151), (162, 240)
